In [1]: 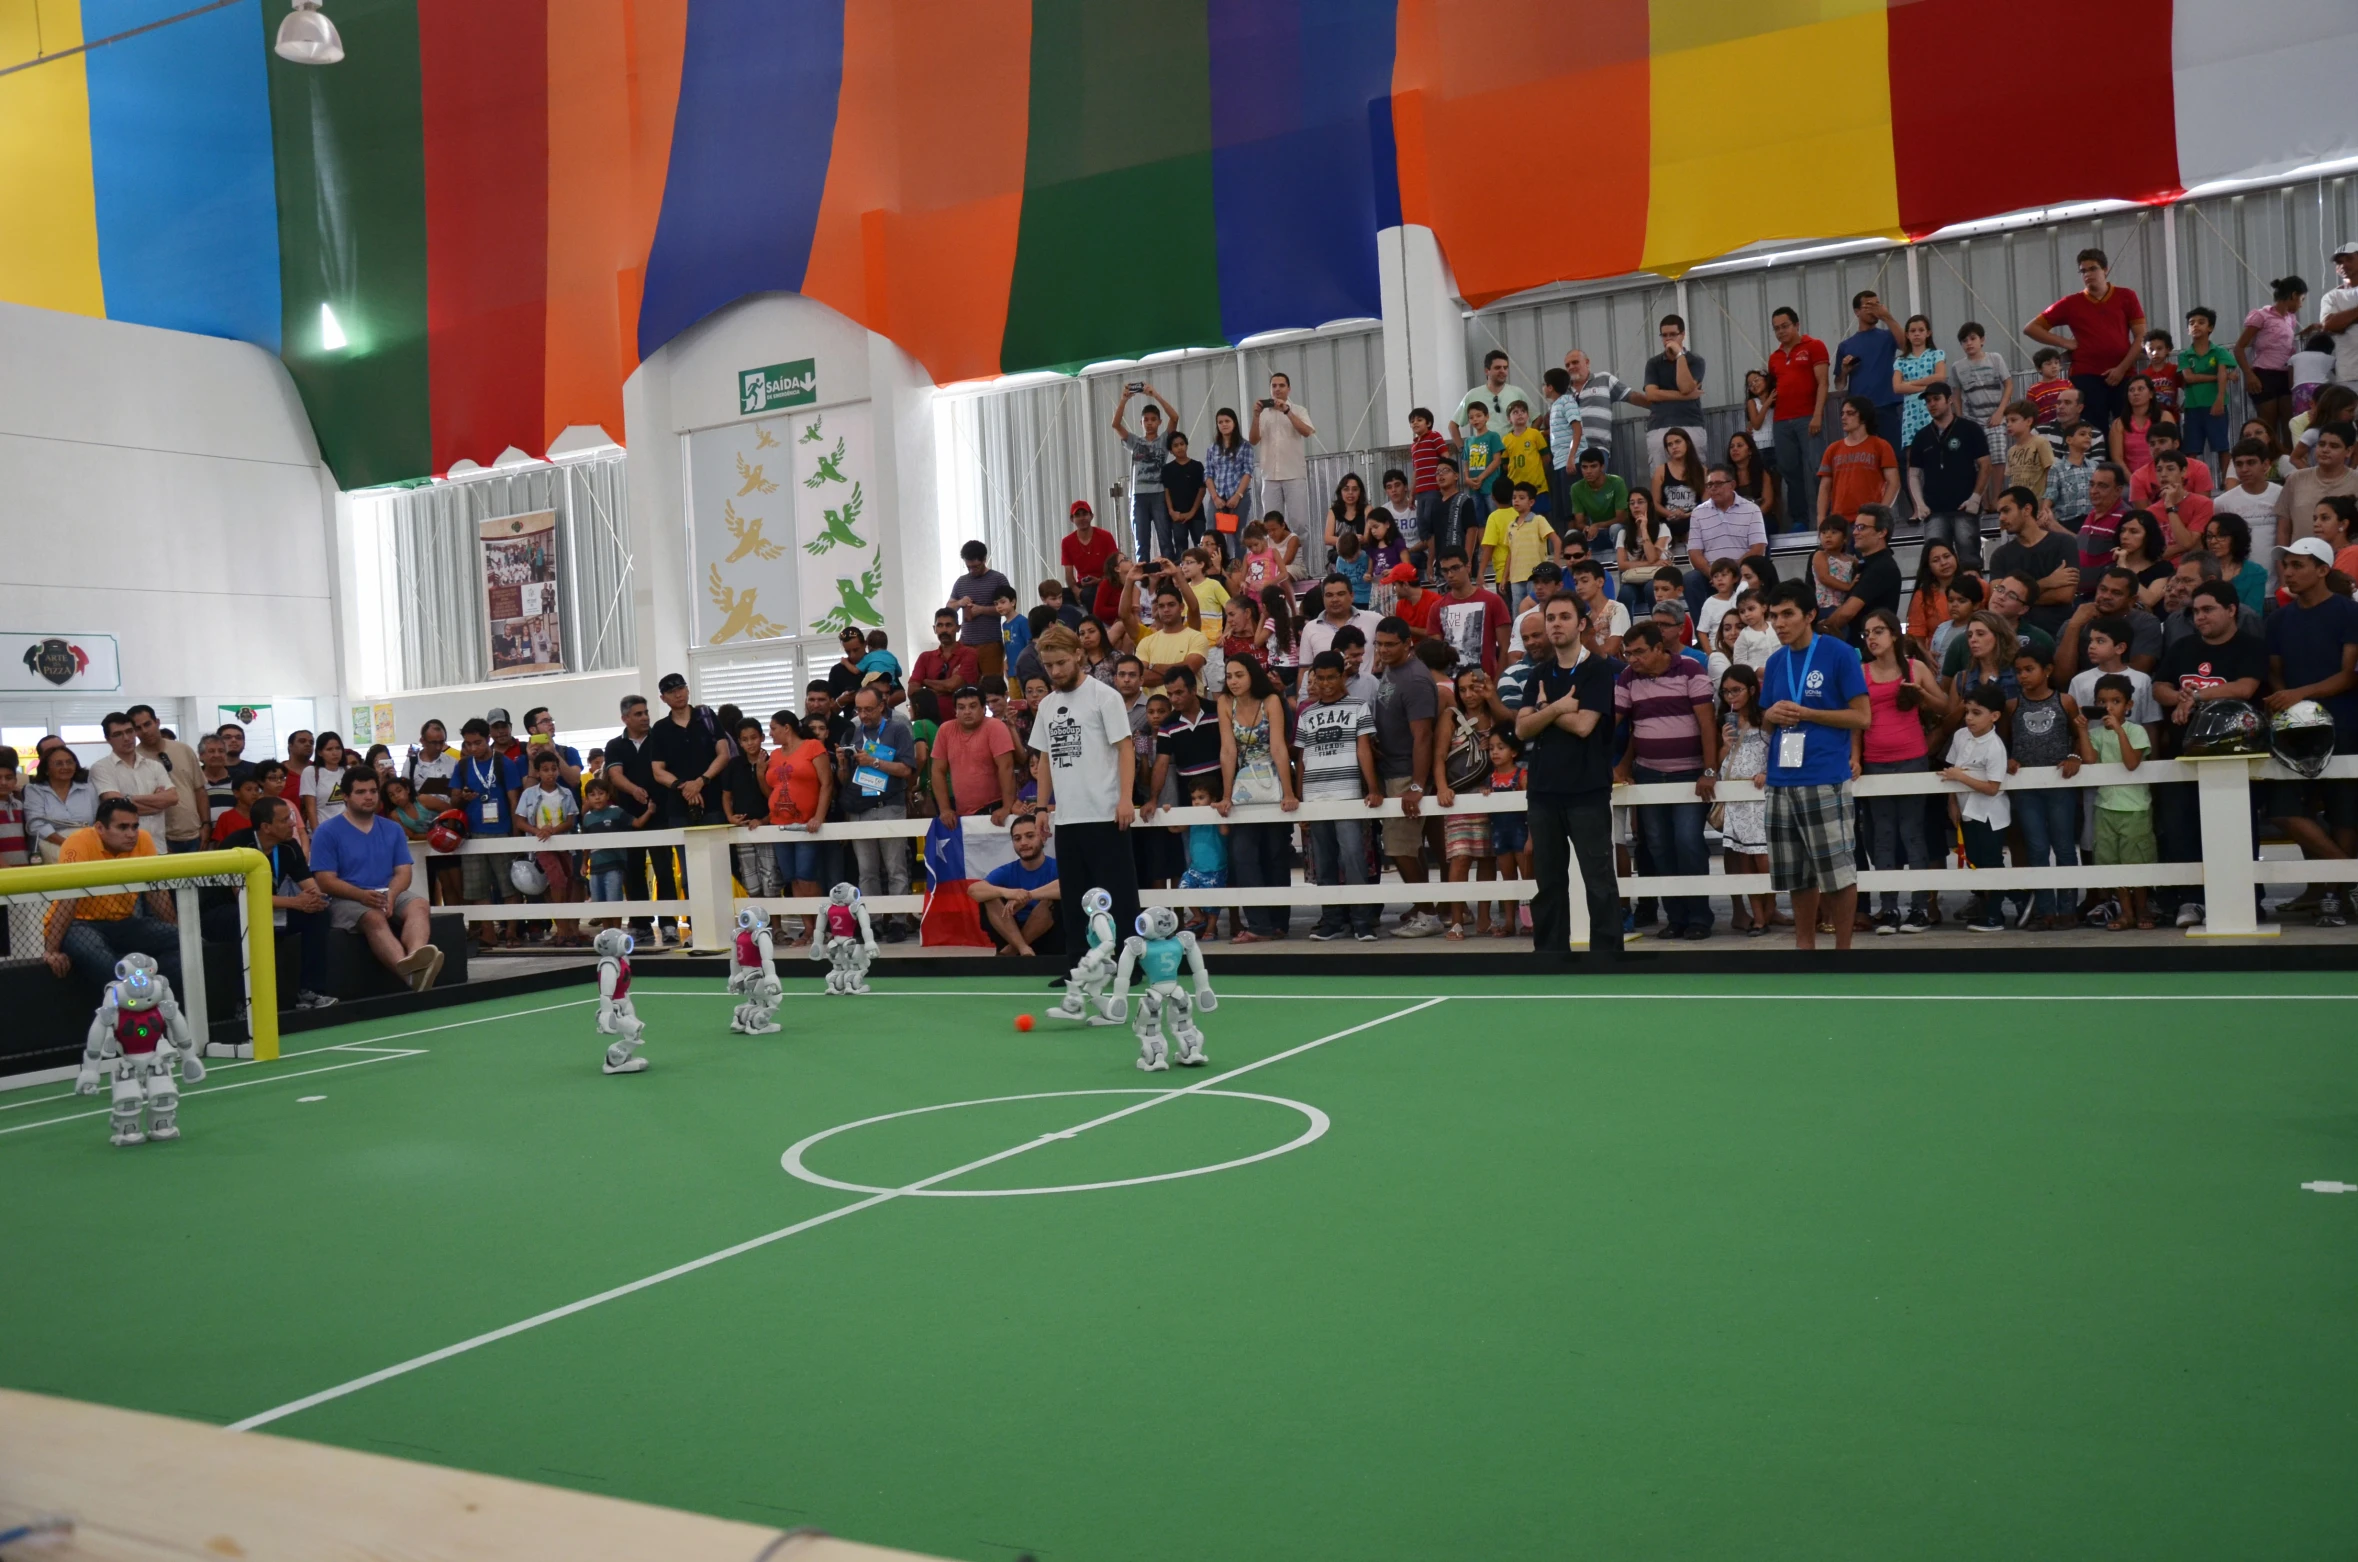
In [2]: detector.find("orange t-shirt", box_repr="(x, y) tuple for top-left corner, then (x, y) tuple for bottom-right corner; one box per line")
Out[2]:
(765, 740), (827, 825)
(1818, 435), (1896, 521)
(50, 826), (159, 937)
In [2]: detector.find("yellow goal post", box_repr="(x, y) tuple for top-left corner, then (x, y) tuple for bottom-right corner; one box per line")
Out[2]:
(0, 846), (279, 1063)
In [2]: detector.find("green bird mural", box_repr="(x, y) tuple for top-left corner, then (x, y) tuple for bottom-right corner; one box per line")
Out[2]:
(804, 482), (866, 555)
(804, 437), (848, 486)
(810, 549), (886, 636)
(798, 415), (824, 444)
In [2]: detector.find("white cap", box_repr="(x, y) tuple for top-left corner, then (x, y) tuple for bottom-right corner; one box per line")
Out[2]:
(2335, 238), (2358, 259)
(2275, 537), (2335, 567)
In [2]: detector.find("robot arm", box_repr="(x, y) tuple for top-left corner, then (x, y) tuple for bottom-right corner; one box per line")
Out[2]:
(1177, 931), (1217, 1012)
(1103, 936), (1145, 1025)
(1089, 910), (1117, 956)
(854, 901), (877, 953)
(77, 991), (120, 1095)
(756, 927), (777, 970)
(156, 988), (204, 1084)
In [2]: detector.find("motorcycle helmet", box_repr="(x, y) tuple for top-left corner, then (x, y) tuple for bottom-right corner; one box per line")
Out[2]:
(2269, 698), (2336, 780)
(426, 807), (469, 854)
(509, 856), (548, 896)
(2181, 698), (2263, 758)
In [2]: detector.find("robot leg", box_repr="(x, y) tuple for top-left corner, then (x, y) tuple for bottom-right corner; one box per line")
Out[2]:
(734, 977), (783, 1035)
(142, 1054), (182, 1141)
(1133, 991), (1168, 1073)
(838, 940), (873, 995)
(108, 1060), (146, 1147)
(1168, 990), (1207, 1068)
(602, 1000), (648, 1074)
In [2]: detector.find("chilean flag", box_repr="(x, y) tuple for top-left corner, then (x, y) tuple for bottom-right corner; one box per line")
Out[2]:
(920, 817), (1023, 947)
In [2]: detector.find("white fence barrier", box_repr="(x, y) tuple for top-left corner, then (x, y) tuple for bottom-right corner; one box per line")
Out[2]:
(408, 753), (2354, 951)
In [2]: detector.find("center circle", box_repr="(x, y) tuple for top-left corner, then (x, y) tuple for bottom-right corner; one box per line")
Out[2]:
(780, 1088), (1330, 1198)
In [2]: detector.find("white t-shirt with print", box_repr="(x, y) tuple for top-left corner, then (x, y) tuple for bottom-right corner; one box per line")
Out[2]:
(1945, 726), (2011, 830)
(1028, 675), (1133, 825)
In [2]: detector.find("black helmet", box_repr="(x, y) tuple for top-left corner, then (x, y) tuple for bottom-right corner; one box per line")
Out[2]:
(2269, 699), (2336, 780)
(2182, 698), (2264, 757)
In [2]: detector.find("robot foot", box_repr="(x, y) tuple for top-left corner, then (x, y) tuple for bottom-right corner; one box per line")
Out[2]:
(1174, 1033), (1207, 1067)
(145, 1112), (181, 1141)
(110, 1124), (147, 1147)
(1049, 994), (1089, 1021)
(602, 1056), (649, 1075)
(1136, 1036), (1169, 1072)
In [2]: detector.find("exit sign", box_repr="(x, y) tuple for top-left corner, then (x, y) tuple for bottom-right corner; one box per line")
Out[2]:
(739, 359), (816, 414)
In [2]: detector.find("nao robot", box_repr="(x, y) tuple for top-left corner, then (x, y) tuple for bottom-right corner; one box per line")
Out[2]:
(1047, 888), (1123, 1026)
(728, 907), (783, 1034)
(1104, 906), (1218, 1071)
(595, 927), (648, 1074)
(75, 954), (205, 1146)
(810, 883), (876, 995)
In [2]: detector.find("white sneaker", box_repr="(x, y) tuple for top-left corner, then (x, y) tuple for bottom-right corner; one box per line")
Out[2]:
(2175, 902), (2204, 928)
(1391, 913), (1439, 939)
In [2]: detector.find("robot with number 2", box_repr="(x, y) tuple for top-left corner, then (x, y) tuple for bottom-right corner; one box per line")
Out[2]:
(75, 954), (206, 1146)
(1104, 906), (1217, 1071)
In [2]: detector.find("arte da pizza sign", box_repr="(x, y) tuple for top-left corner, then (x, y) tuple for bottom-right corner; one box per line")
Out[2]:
(2, 632), (121, 692)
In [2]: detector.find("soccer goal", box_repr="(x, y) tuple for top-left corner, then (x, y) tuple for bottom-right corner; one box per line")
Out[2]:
(0, 847), (280, 1066)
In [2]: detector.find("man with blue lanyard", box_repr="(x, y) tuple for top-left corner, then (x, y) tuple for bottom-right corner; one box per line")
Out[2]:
(207, 795), (337, 1011)
(1759, 579), (1871, 950)
(454, 716), (524, 943)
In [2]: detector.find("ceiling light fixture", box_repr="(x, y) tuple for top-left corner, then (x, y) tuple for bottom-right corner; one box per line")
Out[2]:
(319, 302), (347, 351)
(275, 0), (344, 64)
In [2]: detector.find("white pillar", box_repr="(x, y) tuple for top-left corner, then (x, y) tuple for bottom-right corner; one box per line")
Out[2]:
(174, 887), (207, 1044)
(1378, 225), (1469, 436)
(682, 825), (736, 953)
(2187, 757), (2275, 937)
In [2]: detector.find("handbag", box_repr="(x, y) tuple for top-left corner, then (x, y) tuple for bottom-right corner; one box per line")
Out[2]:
(1215, 510), (1239, 534)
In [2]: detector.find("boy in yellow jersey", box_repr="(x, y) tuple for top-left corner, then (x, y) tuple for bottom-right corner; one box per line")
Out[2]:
(1482, 481), (1561, 611)
(1497, 400), (1552, 519)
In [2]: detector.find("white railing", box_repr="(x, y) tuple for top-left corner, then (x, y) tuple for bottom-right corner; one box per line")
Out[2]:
(403, 753), (2353, 950)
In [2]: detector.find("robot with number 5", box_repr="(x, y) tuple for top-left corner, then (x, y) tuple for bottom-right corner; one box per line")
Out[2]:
(1047, 888), (1122, 1025)
(75, 954), (206, 1146)
(811, 883), (876, 994)
(729, 907), (783, 1034)
(595, 927), (648, 1074)
(1104, 906), (1218, 1071)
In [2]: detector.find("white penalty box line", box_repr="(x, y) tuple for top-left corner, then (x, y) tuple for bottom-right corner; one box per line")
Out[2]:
(225, 996), (1449, 1434)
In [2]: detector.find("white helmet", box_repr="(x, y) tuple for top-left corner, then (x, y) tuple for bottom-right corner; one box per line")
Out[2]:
(1082, 887), (1113, 917)
(828, 882), (860, 908)
(1135, 906), (1180, 940)
(593, 927), (635, 958)
(509, 856), (548, 896)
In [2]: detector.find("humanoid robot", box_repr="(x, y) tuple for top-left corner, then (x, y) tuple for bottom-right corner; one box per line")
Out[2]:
(595, 927), (648, 1073)
(811, 882), (876, 994)
(1047, 887), (1122, 1025)
(1104, 906), (1218, 1071)
(728, 907), (783, 1034)
(74, 953), (205, 1146)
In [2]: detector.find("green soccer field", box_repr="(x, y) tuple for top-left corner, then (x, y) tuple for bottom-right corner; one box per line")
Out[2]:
(4, 972), (2355, 1560)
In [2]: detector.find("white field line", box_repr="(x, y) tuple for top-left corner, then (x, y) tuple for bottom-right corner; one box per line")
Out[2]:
(0, 1050), (428, 1137)
(225, 997), (1449, 1433)
(630, 988), (2358, 1003)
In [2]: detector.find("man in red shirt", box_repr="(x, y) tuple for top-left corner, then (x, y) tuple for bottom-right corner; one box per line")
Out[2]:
(1385, 562), (1440, 643)
(1433, 549), (1511, 678)
(2026, 248), (2147, 443)
(1768, 305), (1830, 532)
(912, 611), (982, 703)
(1059, 500), (1118, 608)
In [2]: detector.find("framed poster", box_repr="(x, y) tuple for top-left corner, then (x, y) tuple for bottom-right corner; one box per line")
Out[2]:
(3, 631), (121, 693)
(480, 510), (566, 678)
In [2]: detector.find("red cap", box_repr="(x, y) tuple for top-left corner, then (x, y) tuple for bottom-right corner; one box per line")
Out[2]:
(1069, 500), (1094, 518)
(1384, 562), (1419, 585)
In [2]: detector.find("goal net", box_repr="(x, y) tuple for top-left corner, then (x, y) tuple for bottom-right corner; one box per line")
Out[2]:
(0, 846), (280, 1073)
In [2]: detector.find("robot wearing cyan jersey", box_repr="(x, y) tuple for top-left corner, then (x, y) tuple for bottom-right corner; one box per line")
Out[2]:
(74, 953), (205, 1146)
(728, 907), (783, 1034)
(810, 882), (875, 994)
(1103, 907), (1217, 1071)
(1048, 888), (1122, 1025)
(595, 927), (648, 1074)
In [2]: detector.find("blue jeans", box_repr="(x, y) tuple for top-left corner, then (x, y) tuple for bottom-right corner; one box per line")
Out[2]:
(1632, 764), (1709, 933)
(1861, 757), (1934, 916)
(2178, 404), (2227, 468)
(2013, 785), (2079, 920)
(588, 868), (625, 901)
(1307, 815), (1376, 936)
(1131, 491), (1172, 559)
(61, 909), (182, 991)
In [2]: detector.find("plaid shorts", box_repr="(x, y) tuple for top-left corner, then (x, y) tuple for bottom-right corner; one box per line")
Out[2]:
(1764, 782), (1856, 893)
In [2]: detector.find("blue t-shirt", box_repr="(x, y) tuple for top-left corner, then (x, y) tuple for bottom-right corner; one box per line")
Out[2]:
(1761, 632), (1869, 787)
(1838, 324), (1901, 412)
(1187, 822), (1229, 876)
(454, 752), (524, 836)
(857, 649), (903, 682)
(2266, 592), (2358, 734)
(308, 811), (414, 891)
(986, 855), (1059, 895)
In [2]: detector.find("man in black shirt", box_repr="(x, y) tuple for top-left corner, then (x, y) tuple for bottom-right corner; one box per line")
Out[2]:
(823, 629), (870, 713)
(647, 672), (725, 826)
(1514, 593), (1622, 960)
(1823, 504), (1903, 643)
(2149, 580), (2270, 926)
(1161, 430), (1208, 553)
(600, 693), (679, 945)
(1905, 382), (1990, 559)
(209, 795), (335, 1009)
(1428, 457), (1484, 568)
(1987, 486), (2078, 638)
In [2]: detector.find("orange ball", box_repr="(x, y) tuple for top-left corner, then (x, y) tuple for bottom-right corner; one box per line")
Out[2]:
(1015, 1013), (1035, 1032)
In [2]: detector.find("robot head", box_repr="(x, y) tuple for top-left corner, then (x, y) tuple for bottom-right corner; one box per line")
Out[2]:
(2270, 698), (2336, 780)
(113, 953), (162, 1013)
(1082, 888), (1113, 918)
(592, 928), (635, 959)
(1135, 906), (1181, 940)
(828, 882), (860, 908)
(735, 906), (771, 933)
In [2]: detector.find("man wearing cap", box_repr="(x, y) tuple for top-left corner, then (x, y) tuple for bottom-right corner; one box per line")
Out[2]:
(2263, 534), (2358, 921)
(1906, 380), (1992, 560)
(486, 707), (524, 765)
(1062, 500), (1118, 610)
(648, 672), (726, 827)
(1298, 574), (1384, 666)
(2319, 240), (2358, 389)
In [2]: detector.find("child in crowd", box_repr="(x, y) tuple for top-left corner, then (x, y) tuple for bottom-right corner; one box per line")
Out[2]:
(858, 629), (903, 685)
(1484, 482), (1558, 608)
(517, 749), (583, 945)
(1332, 525), (1373, 607)
(1485, 728), (1528, 936)
(1177, 777), (1229, 941)
(2290, 332), (2335, 417)
(1498, 401), (1550, 514)
(1705, 609), (1745, 682)
(1459, 401), (1506, 506)
(2074, 674), (2154, 931)
(1809, 515), (1856, 626)
(2004, 399), (2055, 502)
(1695, 558), (1742, 643)
(2138, 329), (2181, 414)
(2046, 421), (2099, 527)
(1716, 664), (1772, 937)
(2066, 615), (2160, 725)
(1175, 548), (1230, 639)
(0, 748), (25, 878)
(2176, 307), (2235, 473)
(1940, 685), (2013, 932)
(1407, 406), (1445, 544)
(1731, 589), (1778, 671)
(2027, 348), (2070, 423)
(1362, 511), (1407, 610)
(578, 778), (632, 929)
(212, 772), (265, 844)
(386, 775), (433, 841)
(997, 586), (1031, 664)
(2007, 645), (2082, 929)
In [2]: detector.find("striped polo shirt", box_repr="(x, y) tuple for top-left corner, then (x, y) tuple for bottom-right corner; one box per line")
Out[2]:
(1612, 653), (1713, 774)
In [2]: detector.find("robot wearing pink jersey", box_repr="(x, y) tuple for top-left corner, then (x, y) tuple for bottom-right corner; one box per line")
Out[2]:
(1102, 907), (1217, 1071)
(595, 927), (648, 1074)
(809, 882), (876, 994)
(74, 953), (205, 1146)
(728, 907), (783, 1034)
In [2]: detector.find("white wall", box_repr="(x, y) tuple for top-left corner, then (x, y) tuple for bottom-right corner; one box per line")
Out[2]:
(0, 302), (338, 749)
